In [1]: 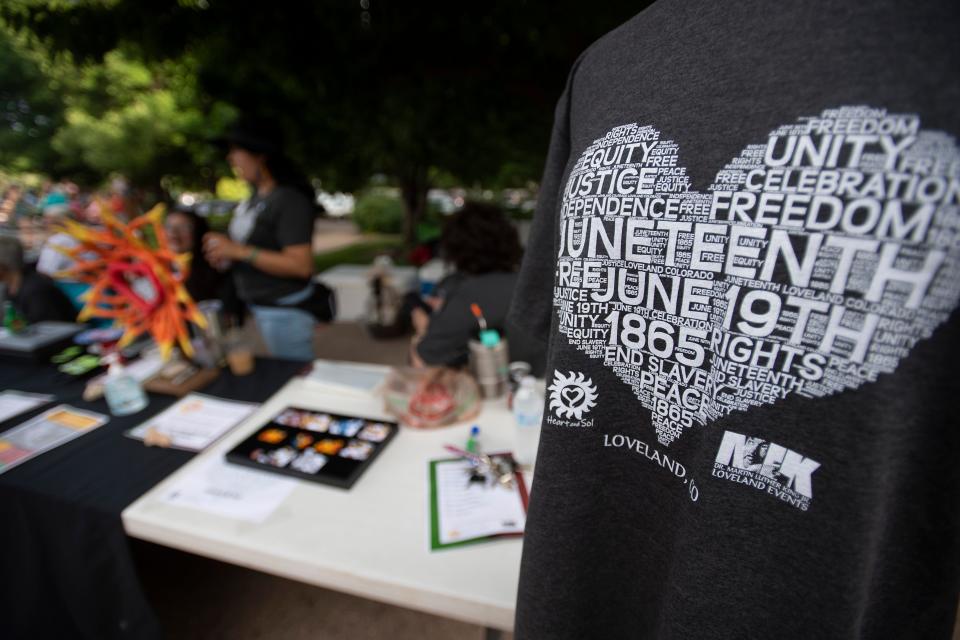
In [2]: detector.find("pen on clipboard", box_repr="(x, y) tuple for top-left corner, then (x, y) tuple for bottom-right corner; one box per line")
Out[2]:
(445, 443), (482, 462)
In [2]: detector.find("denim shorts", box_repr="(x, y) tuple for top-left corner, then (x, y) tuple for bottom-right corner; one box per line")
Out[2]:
(249, 285), (317, 361)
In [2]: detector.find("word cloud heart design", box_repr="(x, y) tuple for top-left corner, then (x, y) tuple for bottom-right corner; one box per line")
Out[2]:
(554, 106), (960, 445)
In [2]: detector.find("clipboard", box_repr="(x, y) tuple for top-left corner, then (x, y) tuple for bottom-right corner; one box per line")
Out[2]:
(429, 453), (528, 551)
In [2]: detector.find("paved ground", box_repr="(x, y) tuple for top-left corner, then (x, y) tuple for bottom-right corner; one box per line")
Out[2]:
(133, 321), (515, 639)
(136, 541), (497, 640)
(234, 318), (412, 365)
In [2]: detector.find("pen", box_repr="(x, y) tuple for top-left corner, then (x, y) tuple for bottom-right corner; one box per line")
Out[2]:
(470, 303), (487, 331)
(444, 444), (483, 462)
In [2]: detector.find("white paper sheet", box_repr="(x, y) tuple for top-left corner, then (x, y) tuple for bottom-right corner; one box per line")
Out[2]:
(158, 455), (297, 523)
(0, 390), (54, 423)
(304, 359), (390, 395)
(126, 393), (259, 451)
(434, 458), (526, 546)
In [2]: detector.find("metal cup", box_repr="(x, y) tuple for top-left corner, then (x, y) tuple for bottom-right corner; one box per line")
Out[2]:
(469, 338), (510, 398)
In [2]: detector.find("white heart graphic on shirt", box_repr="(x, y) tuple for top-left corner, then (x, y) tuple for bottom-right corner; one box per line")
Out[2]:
(561, 386), (586, 408)
(554, 106), (960, 446)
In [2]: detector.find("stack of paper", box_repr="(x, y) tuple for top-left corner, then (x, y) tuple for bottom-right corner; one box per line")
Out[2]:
(158, 455), (297, 523)
(0, 405), (108, 474)
(126, 393), (259, 451)
(0, 390), (54, 423)
(304, 359), (390, 395)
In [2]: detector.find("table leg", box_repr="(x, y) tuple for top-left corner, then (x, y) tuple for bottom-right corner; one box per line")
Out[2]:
(484, 628), (504, 640)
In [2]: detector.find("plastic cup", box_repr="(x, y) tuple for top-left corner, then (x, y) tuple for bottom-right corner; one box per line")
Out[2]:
(225, 331), (254, 376)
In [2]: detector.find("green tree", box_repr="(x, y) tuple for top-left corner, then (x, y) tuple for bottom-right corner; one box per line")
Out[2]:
(4, 1), (646, 241)
(0, 23), (64, 174)
(50, 50), (235, 194)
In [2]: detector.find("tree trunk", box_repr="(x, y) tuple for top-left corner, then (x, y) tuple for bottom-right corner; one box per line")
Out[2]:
(399, 165), (429, 249)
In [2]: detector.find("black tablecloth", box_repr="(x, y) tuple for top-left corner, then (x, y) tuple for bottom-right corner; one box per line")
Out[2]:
(0, 357), (306, 639)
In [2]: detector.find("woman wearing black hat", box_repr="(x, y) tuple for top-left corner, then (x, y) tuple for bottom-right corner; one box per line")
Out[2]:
(202, 122), (318, 361)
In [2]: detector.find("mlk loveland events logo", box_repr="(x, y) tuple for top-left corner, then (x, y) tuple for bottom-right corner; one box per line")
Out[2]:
(713, 431), (821, 511)
(548, 370), (598, 420)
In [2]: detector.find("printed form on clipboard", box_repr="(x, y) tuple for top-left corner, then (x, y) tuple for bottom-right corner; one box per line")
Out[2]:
(429, 456), (528, 551)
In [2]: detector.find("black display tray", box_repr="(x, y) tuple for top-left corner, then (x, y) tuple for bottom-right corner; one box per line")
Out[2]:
(225, 406), (399, 489)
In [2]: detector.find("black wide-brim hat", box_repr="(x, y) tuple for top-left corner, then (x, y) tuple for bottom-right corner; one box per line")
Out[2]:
(211, 117), (285, 157)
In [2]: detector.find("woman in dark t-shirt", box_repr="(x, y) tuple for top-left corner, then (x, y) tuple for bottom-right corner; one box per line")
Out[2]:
(202, 122), (317, 361)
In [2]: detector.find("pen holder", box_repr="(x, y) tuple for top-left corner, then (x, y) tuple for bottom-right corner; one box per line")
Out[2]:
(468, 338), (509, 399)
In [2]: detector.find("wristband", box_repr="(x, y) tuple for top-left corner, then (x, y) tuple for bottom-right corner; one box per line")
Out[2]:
(246, 247), (260, 264)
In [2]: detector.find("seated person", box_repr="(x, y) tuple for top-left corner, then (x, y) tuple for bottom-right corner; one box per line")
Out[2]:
(165, 208), (227, 303)
(0, 236), (77, 324)
(410, 202), (545, 375)
(165, 207), (244, 328)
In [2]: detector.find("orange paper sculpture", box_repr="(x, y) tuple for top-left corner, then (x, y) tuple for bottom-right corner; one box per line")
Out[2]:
(58, 204), (206, 359)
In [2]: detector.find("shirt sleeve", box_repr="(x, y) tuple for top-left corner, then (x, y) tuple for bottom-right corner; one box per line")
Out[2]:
(506, 56), (581, 345)
(275, 188), (316, 248)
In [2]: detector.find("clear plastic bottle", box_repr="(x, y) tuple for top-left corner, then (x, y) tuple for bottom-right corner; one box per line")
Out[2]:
(512, 376), (543, 467)
(103, 353), (148, 416)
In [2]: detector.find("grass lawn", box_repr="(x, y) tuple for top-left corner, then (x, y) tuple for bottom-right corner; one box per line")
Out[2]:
(313, 236), (407, 273)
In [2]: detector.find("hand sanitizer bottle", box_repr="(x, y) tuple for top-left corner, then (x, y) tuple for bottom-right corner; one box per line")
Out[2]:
(103, 353), (148, 416)
(512, 376), (543, 467)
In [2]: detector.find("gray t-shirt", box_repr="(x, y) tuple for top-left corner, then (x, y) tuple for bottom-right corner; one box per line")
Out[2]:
(230, 185), (315, 304)
(510, 1), (960, 638)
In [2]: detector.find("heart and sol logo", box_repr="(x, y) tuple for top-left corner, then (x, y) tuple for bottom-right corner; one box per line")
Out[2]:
(548, 370), (598, 421)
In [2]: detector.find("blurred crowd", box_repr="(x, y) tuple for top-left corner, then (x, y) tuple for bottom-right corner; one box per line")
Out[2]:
(0, 177), (145, 328)
(0, 119), (543, 371)
(1, 177), (152, 273)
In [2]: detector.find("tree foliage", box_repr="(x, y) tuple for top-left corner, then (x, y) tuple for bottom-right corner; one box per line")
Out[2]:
(50, 50), (235, 189)
(3, 0), (648, 237)
(0, 24), (64, 174)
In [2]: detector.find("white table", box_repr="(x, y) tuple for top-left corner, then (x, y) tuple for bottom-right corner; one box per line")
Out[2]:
(317, 264), (419, 322)
(122, 375), (523, 634)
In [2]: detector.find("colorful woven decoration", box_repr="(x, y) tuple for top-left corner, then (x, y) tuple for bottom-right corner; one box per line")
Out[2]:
(57, 203), (206, 359)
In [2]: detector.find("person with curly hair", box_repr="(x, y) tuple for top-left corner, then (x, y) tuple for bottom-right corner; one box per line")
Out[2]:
(410, 201), (544, 374)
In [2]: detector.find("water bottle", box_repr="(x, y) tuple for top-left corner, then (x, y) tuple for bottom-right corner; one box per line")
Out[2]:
(103, 353), (149, 416)
(513, 376), (543, 467)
